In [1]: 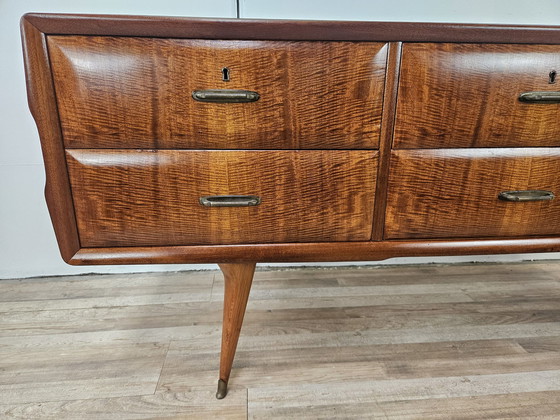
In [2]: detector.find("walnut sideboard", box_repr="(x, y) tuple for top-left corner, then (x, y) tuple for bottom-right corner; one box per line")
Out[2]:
(21, 13), (560, 398)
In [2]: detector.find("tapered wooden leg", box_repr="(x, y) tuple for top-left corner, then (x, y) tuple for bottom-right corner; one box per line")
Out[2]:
(216, 262), (256, 399)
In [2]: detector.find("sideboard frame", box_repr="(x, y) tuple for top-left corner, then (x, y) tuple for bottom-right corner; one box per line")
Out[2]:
(21, 13), (560, 265)
(22, 13), (560, 399)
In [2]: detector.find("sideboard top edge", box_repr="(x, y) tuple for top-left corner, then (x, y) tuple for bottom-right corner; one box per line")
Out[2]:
(22, 13), (560, 44)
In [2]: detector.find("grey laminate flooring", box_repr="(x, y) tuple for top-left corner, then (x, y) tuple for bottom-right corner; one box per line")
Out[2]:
(1, 262), (560, 419)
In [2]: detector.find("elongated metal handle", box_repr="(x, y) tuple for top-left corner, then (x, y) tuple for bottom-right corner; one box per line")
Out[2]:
(498, 190), (555, 202)
(518, 92), (560, 103)
(199, 195), (261, 207)
(192, 89), (260, 103)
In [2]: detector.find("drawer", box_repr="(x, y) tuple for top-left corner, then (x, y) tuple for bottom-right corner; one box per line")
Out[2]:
(66, 150), (377, 246)
(394, 43), (560, 149)
(49, 36), (387, 149)
(385, 149), (560, 239)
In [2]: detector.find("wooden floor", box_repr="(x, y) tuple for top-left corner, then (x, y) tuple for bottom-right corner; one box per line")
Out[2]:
(1, 262), (560, 419)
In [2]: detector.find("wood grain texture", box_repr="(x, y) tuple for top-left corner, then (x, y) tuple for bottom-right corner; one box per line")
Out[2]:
(65, 150), (377, 247)
(218, 263), (256, 389)
(20, 19), (80, 262)
(0, 390), (248, 420)
(248, 373), (560, 419)
(385, 149), (560, 239)
(0, 342), (169, 405)
(2, 262), (560, 418)
(69, 237), (560, 265)
(48, 36), (386, 149)
(21, 14), (560, 267)
(23, 13), (560, 44)
(371, 42), (402, 241)
(394, 43), (560, 148)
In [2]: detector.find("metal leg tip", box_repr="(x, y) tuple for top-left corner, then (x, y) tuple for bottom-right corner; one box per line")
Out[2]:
(216, 379), (228, 399)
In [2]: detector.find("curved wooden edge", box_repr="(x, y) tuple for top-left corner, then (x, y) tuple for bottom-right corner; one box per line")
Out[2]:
(22, 13), (560, 44)
(21, 17), (81, 262)
(68, 238), (560, 265)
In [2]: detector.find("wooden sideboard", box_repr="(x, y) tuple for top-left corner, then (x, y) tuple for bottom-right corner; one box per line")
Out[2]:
(21, 13), (560, 398)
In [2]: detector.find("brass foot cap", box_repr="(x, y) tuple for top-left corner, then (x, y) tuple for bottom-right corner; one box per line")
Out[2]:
(216, 379), (228, 399)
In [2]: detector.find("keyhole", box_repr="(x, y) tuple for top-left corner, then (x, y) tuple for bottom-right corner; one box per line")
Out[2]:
(222, 67), (230, 82)
(549, 70), (557, 84)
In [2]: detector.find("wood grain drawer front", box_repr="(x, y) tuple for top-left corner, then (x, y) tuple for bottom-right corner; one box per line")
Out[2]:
(48, 36), (387, 150)
(66, 150), (377, 247)
(385, 149), (560, 239)
(394, 44), (560, 149)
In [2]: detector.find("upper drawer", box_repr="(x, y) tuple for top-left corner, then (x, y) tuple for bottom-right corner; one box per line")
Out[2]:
(394, 43), (560, 149)
(385, 149), (560, 239)
(48, 36), (387, 149)
(66, 150), (377, 247)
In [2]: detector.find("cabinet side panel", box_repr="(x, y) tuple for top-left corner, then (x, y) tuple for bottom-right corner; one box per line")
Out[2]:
(21, 18), (80, 262)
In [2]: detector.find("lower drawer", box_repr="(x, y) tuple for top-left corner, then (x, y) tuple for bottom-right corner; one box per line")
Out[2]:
(66, 150), (377, 246)
(385, 149), (560, 239)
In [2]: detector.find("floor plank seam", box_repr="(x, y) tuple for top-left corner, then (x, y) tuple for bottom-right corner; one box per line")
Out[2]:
(2, 262), (560, 418)
(210, 272), (218, 302)
(154, 341), (172, 394)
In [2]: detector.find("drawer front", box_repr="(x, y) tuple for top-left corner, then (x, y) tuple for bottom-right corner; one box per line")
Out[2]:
(394, 43), (560, 149)
(49, 36), (387, 149)
(385, 149), (560, 239)
(66, 150), (377, 246)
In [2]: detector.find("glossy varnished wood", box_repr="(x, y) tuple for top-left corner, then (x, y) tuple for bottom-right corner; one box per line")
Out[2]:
(68, 238), (560, 265)
(385, 149), (560, 239)
(65, 150), (377, 247)
(371, 42), (402, 241)
(24, 13), (560, 44)
(394, 43), (560, 148)
(20, 19), (81, 262)
(49, 36), (386, 149)
(217, 263), (256, 399)
(22, 13), (560, 265)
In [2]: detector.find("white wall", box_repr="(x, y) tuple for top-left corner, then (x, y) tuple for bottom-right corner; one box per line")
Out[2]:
(240, 0), (560, 24)
(0, 1), (236, 279)
(1, 0), (559, 279)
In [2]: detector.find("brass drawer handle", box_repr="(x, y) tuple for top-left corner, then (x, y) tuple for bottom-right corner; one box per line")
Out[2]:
(498, 190), (555, 202)
(192, 89), (260, 103)
(200, 195), (261, 207)
(518, 91), (560, 103)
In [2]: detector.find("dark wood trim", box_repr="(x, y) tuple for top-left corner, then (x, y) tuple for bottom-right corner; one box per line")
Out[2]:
(372, 42), (401, 241)
(69, 237), (560, 265)
(23, 13), (560, 44)
(21, 17), (81, 262)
